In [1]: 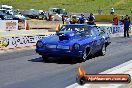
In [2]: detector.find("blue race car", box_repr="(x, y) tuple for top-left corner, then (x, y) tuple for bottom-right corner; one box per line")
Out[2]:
(36, 24), (110, 62)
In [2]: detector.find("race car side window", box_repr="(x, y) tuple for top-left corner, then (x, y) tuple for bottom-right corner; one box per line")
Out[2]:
(74, 27), (85, 35)
(91, 27), (100, 36)
(85, 26), (92, 35)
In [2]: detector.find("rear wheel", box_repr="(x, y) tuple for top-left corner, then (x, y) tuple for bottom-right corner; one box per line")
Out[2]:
(42, 55), (49, 62)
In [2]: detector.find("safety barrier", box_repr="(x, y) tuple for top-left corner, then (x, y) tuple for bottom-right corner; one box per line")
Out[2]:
(0, 20), (28, 30)
(97, 25), (124, 35)
(0, 25), (131, 50)
(0, 33), (55, 49)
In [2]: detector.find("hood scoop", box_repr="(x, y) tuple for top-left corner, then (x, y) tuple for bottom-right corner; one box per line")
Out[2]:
(57, 31), (75, 41)
(58, 33), (69, 41)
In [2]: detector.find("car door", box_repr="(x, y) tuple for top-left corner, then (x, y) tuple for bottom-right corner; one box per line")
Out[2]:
(90, 28), (98, 53)
(91, 27), (102, 53)
(95, 28), (103, 51)
(83, 26), (95, 54)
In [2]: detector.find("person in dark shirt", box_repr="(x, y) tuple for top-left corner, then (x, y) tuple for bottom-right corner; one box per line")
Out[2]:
(124, 15), (131, 37)
(119, 16), (124, 25)
(79, 14), (85, 24)
(128, 16), (131, 25)
(88, 13), (95, 25)
(62, 15), (65, 24)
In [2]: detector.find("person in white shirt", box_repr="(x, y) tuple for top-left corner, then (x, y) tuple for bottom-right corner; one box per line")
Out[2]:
(110, 8), (114, 15)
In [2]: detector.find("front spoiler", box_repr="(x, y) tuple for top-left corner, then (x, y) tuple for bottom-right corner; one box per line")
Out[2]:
(36, 49), (83, 58)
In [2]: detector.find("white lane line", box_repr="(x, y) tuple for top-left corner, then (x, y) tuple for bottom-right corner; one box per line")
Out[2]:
(66, 60), (132, 88)
(100, 60), (132, 74)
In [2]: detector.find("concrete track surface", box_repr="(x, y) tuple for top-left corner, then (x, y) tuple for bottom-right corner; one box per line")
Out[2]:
(0, 36), (132, 88)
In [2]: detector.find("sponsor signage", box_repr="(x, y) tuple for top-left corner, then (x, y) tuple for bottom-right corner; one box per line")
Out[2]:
(0, 20), (18, 30)
(0, 34), (55, 49)
(76, 67), (131, 85)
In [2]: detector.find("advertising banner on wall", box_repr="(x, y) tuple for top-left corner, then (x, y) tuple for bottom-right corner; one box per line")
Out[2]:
(0, 25), (125, 50)
(0, 34), (55, 49)
(97, 25), (124, 35)
(0, 20), (18, 30)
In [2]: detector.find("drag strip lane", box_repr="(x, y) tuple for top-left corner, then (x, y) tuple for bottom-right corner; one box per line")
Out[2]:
(0, 37), (132, 88)
(0, 49), (35, 61)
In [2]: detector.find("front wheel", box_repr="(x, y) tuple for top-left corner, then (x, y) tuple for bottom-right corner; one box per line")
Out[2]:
(42, 55), (49, 62)
(80, 48), (90, 62)
(99, 45), (106, 56)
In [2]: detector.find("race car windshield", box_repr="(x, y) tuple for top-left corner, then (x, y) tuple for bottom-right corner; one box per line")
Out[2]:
(59, 25), (91, 36)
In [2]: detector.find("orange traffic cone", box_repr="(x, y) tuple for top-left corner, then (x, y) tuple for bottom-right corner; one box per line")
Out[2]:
(55, 24), (60, 31)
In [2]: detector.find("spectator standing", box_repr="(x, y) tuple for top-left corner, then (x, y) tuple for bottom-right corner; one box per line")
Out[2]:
(65, 15), (72, 24)
(110, 8), (115, 15)
(79, 14), (85, 24)
(62, 15), (65, 24)
(124, 15), (130, 37)
(71, 15), (78, 24)
(119, 16), (124, 25)
(69, 15), (72, 24)
(128, 16), (131, 25)
(128, 16), (131, 33)
(88, 13), (95, 25)
(98, 7), (102, 15)
(112, 15), (118, 33)
(113, 15), (118, 25)
(48, 13), (53, 21)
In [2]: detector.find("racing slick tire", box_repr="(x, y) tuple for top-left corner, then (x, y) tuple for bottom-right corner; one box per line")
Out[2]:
(99, 44), (106, 56)
(42, 55), (49, 62)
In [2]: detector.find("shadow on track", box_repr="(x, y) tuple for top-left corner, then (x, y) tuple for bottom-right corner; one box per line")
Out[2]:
(28, 53), (103, 65)
(28, 57), (81, 64)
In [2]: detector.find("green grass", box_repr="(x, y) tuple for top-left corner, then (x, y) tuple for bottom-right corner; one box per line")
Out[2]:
(0, 0), (132, 15)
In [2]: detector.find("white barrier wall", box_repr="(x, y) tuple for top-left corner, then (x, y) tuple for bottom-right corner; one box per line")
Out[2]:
(0, 25), (125, 50)
(97, 25), (124, 35)
(0, 34), (55, 49)
(0, 20), (18, 30)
